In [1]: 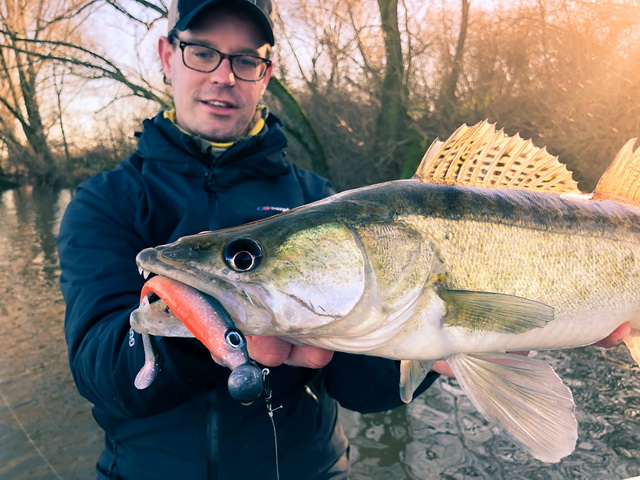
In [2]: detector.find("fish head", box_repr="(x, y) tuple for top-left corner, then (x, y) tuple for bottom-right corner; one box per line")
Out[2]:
(137, 207), (368, 336)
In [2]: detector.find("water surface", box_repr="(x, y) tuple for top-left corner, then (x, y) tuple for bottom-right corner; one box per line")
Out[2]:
(0, 187), (102, 479)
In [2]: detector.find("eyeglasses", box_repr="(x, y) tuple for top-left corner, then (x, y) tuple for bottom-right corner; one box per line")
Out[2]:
(178, 41), (272, 82)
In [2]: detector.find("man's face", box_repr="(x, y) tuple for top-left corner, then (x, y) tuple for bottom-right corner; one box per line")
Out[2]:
(159, 9), (272, 143)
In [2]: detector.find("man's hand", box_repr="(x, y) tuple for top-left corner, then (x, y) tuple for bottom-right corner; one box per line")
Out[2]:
(245, 336), (334, 369)
(595, 321), (631, 348)
(431, 360), (455, 377)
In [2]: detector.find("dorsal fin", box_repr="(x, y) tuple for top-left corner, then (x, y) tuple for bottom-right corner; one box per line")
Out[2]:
(414, 120), (581, 194)
(592, 138), (640, 206)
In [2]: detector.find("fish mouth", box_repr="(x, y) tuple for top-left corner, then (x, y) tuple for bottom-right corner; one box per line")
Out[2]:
(131, 252), (267, 404)
(134, 247), (266, 332)
(136, 247), (233, 302)
(136, 247), (207, 289)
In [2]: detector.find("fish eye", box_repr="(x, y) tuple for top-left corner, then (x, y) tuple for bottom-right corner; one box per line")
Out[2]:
(223, 238), (263, 272)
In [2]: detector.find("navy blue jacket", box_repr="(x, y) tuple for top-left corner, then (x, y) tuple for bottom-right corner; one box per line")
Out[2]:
(57, 112), (438, 479)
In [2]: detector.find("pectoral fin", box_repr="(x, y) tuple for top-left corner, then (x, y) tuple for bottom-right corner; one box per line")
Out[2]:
(399, 360), (435, 403)
(447, 352), (577, 463)
(441, 290), (554, 333)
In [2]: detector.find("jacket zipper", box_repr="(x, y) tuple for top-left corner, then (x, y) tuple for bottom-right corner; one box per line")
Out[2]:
(206, 390), (219, 480)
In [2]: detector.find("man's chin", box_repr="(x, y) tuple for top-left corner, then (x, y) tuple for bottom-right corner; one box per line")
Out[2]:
(195, 123), (246, 144)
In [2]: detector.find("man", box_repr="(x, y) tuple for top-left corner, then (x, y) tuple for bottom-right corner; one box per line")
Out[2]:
(57, 1), (442, 478)
(57, 0), (629, 478)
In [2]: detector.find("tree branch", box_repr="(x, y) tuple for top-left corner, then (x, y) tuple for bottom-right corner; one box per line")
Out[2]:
(0, 31), (170, 106)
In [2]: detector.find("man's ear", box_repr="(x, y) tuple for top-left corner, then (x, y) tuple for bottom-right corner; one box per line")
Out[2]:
(158, 36), (175, 84)
(259, 64), (273, 96)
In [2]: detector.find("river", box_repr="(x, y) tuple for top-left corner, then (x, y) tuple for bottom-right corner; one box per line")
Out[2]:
(0, 185), (639, 479)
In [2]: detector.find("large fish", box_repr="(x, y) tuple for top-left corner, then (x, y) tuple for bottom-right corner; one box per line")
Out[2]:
(130, 121), (640, 463)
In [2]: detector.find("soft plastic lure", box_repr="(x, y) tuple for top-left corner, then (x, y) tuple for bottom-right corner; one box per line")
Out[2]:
(130, 275), (264, 403)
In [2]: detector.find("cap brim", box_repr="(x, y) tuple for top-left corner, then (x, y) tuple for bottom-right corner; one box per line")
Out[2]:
(174, 0), (274, 45)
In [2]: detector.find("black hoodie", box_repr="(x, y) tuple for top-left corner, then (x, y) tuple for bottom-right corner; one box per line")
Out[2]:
(57, 112), (438, 480)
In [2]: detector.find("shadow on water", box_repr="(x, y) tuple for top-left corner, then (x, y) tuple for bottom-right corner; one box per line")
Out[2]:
(1, 186), (639, 479)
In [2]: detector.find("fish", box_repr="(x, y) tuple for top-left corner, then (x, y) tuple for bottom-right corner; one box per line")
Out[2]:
(130, 120), (640, 463)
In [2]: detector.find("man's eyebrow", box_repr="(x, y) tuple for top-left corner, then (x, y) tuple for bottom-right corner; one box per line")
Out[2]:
(181, 37), (262, 55)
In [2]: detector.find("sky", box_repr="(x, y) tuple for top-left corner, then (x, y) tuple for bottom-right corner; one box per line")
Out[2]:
(58, 1), (167, 143)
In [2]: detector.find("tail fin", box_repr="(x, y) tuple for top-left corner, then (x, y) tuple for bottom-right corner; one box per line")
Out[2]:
(624, 329), (640, 368)
(592, 138), (640, 206)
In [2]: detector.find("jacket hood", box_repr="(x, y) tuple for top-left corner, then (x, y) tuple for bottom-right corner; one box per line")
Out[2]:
(136, 111), (290, 191)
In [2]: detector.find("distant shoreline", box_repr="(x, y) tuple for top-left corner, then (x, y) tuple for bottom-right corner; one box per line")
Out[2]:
(0, 176), (18, 189)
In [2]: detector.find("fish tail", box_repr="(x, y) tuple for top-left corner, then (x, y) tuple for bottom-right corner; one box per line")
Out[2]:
(624, 328), (640, 368)
(592, 138), (640, 205)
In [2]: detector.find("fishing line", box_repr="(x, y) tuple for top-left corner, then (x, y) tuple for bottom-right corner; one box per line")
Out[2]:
(0, 386), (64, 480)
(262, 368), (283, 480)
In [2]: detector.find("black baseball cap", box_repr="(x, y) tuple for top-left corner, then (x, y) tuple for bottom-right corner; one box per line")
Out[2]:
(167, 0), (275, 45)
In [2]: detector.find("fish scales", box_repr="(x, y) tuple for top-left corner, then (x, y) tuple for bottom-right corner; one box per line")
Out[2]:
(308, 183), (638, 353)
(350, 179), (640, 239)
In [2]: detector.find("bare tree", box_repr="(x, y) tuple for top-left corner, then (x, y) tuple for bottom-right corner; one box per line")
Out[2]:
(453, 0), (640, 188)
(0, 0), (67, 182)
(435, 0), (470, 128)
(0, 0), (172, 183)
(1, 0), (638, 190)
(373, 0), (409, 176)
(275, 0), (418, 186)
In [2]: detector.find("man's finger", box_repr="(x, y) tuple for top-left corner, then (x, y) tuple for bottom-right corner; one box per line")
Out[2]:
(245, 336), (292, 366)
(284, 345), (334, 369)
(243, 336), (334, 369)
(595, 322), (631, 348)
(432, 360), (455, 377)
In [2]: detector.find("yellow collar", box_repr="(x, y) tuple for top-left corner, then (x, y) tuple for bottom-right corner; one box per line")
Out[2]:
(163, 107), (267, 149)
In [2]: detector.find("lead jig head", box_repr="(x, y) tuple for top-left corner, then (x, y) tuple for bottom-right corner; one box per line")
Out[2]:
(228, 364), (264, 404)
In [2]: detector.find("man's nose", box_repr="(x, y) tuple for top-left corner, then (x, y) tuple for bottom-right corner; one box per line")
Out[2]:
(210, 58), (235, 85)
